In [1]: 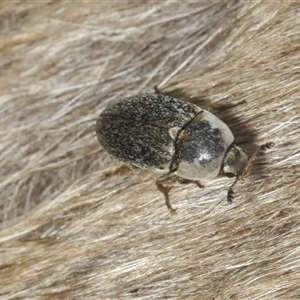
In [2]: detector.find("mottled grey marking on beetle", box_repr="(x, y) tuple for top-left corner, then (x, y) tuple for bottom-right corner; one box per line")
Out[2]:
(96, 93), (275, 211)
(96, 94), (200, 170)
(181, 121), (225, 163)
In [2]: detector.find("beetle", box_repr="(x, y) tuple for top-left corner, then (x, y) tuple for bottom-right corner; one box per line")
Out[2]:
(96, 93), (274, 211)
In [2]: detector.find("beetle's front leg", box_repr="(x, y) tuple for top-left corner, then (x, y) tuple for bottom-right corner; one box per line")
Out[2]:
(177, 177), (204, 189)
(156, 172), (178, 212)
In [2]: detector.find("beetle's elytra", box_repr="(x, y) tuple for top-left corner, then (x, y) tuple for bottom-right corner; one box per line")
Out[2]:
(96, 93), (274, 211)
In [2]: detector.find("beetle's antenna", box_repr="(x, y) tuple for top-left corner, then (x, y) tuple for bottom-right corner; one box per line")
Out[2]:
(227, 176), (239, 204)
(227, 142), (275, 204)
(242, 142), (275, 178)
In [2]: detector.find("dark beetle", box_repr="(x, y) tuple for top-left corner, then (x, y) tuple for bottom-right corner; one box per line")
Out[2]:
(96, 93), (274, 211)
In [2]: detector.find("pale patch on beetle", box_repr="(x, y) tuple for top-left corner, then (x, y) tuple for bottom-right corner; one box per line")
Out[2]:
(96, 93), (274, 211)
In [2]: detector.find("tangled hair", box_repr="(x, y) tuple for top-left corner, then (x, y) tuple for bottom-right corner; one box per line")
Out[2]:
(1, 1), (299, 299)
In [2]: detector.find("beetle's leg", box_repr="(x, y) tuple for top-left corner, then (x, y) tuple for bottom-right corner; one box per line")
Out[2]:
(103, 164), (131, 178)
(154, 85), (161, 94)
(177, 178), (204, 189)
(194, 181), (204, 189)
(227, 176), (239, 204)
(156, 172), (177, 212)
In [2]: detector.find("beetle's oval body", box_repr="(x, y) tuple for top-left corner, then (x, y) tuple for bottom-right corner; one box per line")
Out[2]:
(96, 93), (237, 180)
(96, 93), (274, 211)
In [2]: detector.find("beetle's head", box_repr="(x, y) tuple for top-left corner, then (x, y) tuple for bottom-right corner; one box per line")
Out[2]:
(222, 142), (275, 204)
(222, 144), (248, 178)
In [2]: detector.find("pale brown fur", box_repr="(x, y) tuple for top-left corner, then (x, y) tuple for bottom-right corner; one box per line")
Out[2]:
(1, 1), (299, 299)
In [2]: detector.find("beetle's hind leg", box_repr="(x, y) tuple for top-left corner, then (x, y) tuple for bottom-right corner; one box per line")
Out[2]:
(156, 172), (177, 212)
(156, 174), (205, 211)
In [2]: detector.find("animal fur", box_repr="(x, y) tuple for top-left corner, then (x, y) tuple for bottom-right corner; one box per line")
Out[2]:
(0, 1), (299, 299)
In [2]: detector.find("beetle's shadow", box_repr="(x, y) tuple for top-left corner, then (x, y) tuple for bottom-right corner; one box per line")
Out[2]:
(156, 88), (257, 148)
